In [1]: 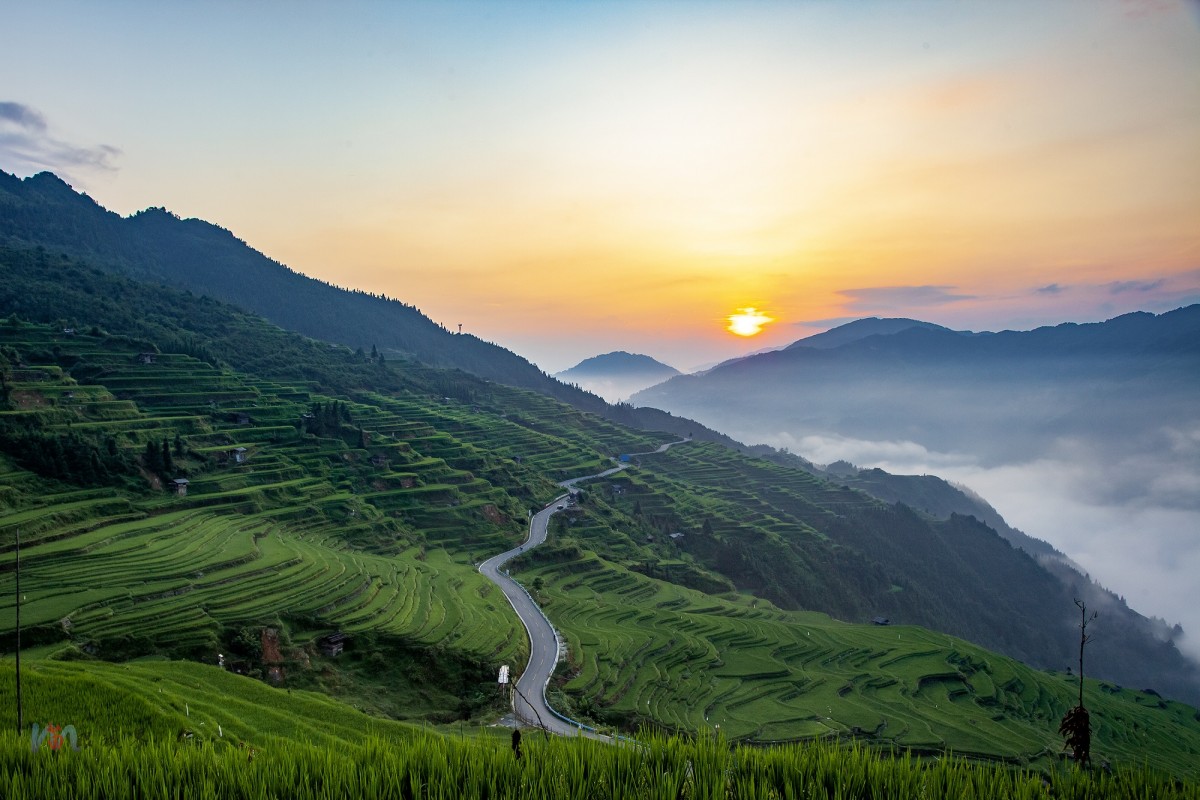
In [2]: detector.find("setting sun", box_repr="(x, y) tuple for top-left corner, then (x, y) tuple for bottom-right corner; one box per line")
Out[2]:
(727, 307), (775, 337)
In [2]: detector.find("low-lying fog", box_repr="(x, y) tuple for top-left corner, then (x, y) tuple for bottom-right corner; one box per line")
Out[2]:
(763, 427), (1200, 663)
(630, 313), (1200, 668)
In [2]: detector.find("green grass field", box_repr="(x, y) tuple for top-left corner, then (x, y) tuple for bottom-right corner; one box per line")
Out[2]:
(1, 662), (1197, 800)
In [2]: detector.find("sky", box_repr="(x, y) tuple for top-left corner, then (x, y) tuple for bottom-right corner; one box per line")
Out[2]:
(2, 0), (1199, 374)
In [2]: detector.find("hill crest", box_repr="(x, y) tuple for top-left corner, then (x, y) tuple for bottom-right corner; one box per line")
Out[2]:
(557, 351), (680, 377)
(787, 317), (958, 350)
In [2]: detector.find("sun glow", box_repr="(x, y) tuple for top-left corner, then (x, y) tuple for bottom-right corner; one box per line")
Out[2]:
(726, 307), (775, 337)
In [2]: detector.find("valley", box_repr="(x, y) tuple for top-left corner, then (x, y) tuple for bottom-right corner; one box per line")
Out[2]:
(1, 174), (1199, 788)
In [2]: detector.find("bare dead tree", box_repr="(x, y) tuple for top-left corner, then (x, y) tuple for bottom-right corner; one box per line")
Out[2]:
(512, 682), (552, 740)
(1059, 598), (1097, 766)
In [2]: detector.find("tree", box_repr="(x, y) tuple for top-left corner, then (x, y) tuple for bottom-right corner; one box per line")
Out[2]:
(144, 440), (162, 474)
(161, 439), (174, 475)
(1059, 599), (1097, 766)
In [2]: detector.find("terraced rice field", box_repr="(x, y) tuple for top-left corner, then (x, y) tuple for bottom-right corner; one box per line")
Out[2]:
(2, 498), (524, 661)
(1, 327), (630, 667)
(4, 322), (1200, 776)
(525, 549), (1200, 774)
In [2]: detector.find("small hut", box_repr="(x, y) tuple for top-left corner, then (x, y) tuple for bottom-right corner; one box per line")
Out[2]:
(318, 632), (349, 657)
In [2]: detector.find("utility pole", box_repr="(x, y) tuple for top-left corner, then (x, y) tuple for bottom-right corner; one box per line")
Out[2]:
(1076, 598), (1096, 709)
(14, 528), (22, 736)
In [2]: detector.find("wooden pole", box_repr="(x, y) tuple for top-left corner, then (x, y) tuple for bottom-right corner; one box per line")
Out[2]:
(1078, 602), (1085, 708)
(1075, 598), (1095, 710)
(15, 528), (22, 736)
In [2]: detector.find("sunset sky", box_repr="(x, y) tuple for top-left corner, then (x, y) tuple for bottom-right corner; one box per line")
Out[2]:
(2, 0), (1198, 371)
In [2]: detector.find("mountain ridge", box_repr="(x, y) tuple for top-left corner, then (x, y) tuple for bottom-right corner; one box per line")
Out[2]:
(0, 169), (609, 413)
(787, 317), (958, 350)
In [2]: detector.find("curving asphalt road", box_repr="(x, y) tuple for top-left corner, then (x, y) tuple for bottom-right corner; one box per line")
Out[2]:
(478, 439), (689, 737)
(478, 493), (597, 737)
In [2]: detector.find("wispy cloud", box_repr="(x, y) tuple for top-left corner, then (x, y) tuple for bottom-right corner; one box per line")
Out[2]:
(1035, 283), (1065, 295)
(792, 316), (861, 329)
(1120, 0), (1185, 19)
(838, 285), (974, 313)
(0, 101), (47, 131)
(1109, 278), (1166, 295)
(0, 101), (120, 177)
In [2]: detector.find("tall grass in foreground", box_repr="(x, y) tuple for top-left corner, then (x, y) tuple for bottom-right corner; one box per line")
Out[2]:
(2, 730), (1196, 799)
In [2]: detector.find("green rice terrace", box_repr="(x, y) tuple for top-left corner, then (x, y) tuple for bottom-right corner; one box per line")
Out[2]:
(2, 318), (1200, 785)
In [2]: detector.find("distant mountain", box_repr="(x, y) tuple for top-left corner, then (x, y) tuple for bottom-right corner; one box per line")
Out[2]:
(633, 308), (1200, 689)
(787, 317), (957, 350)
(689, 344), (787, 375)
(692, 316), (947, 375)
(634, 308), (1200, 466)
(560, 351), (680, 378)
(555, 351), (679, 403)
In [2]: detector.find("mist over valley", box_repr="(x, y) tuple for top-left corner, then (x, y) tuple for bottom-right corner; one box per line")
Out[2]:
(634, 310), (1200, 661)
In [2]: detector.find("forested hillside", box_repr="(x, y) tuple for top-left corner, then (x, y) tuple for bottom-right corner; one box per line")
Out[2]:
(0, 169), (607, 410)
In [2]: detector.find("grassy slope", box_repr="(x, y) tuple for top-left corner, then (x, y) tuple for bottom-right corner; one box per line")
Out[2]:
(0, 660), (452, 749)
(0, 661), (1197, 798)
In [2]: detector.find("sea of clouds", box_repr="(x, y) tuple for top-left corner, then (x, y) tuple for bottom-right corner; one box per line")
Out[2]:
(764, 427), (1200, 663)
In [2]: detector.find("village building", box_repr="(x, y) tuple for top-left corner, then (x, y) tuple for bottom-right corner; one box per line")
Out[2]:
(317, 632), (349, 657)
